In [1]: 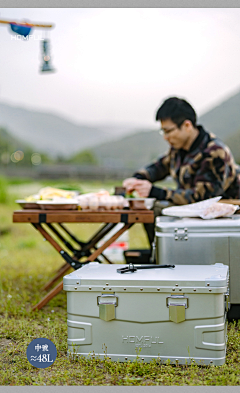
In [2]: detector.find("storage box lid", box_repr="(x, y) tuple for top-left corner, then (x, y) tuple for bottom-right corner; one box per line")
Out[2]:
(63, 262), (228, 292)
(155, 215), (240, 233)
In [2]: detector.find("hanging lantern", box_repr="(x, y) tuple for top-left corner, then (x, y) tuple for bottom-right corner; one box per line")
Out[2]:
(0, 18), (56, 73)
(40, 39), (55, 73)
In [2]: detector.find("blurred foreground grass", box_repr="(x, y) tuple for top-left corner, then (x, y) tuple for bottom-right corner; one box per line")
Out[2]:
(0, 178), (239, 386)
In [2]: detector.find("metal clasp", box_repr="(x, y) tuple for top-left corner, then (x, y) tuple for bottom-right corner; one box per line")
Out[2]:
(97, 294), (118, 322)
(166, 295), (189, 323)
(174, 227), (188, 241)
(225, 290), (230, 312)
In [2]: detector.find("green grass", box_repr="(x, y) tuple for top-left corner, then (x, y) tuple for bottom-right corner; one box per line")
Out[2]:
(0, 179), (239, 386)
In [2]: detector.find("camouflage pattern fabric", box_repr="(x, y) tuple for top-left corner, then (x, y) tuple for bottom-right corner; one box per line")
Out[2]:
(133, 126), (240, 205)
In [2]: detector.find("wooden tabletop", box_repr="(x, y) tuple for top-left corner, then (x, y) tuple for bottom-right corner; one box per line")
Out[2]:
(13, 199), (240, 224)
(13, 209), (155, 224)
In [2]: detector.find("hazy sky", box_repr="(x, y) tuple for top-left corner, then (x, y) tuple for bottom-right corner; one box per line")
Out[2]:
(0, 7), (240, 130)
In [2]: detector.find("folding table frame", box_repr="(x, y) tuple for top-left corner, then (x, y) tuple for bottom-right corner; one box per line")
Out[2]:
(13, 209), (154, 310)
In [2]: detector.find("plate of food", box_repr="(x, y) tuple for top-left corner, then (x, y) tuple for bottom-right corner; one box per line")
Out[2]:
(16, 187), (80, 210)
(36, 199), (79, 210)
(15, 200), (40, 209)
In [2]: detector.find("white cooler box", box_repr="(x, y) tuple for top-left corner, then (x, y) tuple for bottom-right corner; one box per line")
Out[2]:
(63, 262), (229, 366)
(154, 216), (240, 312)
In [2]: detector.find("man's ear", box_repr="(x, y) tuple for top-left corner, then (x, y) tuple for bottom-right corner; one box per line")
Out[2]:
(183, 120), (192, 131)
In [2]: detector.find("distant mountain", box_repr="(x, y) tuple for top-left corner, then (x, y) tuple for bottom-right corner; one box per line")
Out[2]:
(0, 126), (52, 166)
(91, 130), (169, 170)
(192, 90), (240, 164)
(198, 89), (240, 140)
(0, 102), (115, 158)
(1, 87), (240, 163)
(0, 126), (27, 148)
(90, 122), (144, 138)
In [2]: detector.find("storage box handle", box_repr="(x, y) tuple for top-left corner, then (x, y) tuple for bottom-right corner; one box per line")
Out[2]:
(97, 294), (118, 306)
(166, 295), (189, 309)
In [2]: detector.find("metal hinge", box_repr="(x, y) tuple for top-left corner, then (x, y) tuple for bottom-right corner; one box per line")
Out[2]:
(174, 227), (188, 241)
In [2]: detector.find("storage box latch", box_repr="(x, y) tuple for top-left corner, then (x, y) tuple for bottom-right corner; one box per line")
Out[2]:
(174, 227), (188, 241)
(97, 294), (118, 321)
(166, 295), (189, 323)
(225, 290), (230, 312)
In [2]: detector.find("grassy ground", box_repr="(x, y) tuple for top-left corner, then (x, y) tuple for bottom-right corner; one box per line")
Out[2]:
(0, 179), (239, 386)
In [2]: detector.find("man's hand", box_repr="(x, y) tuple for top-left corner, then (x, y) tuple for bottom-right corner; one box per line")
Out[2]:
(123, 178), (152, 197)
(122, 178), (140, 193)
(133, 179), (152, 198)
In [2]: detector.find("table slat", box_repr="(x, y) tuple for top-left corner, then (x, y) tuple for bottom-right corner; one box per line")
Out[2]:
(13, 209), (155, 224)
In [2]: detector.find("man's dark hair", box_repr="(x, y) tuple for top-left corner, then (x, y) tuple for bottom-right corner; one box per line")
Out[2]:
(155, 97), (197, 127)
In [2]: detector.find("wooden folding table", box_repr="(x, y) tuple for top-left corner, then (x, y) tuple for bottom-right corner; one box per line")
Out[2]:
(13, 208), (154, 310)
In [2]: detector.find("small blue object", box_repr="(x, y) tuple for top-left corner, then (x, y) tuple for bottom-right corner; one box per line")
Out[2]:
(26, 338), (57, 368)
(10, 23), (32, 37)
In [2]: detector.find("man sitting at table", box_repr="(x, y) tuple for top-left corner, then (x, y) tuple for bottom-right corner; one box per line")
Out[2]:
(123, 96), (240, 246)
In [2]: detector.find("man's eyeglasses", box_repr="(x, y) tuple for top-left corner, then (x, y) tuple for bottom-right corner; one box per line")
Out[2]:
(159, 126), (178, 136)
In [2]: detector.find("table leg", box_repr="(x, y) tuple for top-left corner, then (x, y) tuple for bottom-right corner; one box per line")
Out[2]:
(86, 224), (132, 262)
(33, 223), (82, 269)
(73, 223), (117, 259)
(47, 223), (79, 253)
(41, 223), (85, 275)
(32, 223), (131, 310)
(33, 222), (82, 294)
(58, 223), (86, 247)
(56, 222), (119, 263)
(55, 262), (69, 274)
(41, 263), (72, 291)
(40, 222), (117, 262)
(42, 244), (116, 291)
(43, 225), (119, 291)
(32, 281), (63, 311)
(93, 248), (114, 264)
(59, 222), (116, 250)
(37, 223), (117, 291)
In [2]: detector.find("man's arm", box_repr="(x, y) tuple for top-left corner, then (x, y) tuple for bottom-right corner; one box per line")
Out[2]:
(149, 145), (236, 204)
(123, 152), (171, 195)
(132, 153), (171, 182)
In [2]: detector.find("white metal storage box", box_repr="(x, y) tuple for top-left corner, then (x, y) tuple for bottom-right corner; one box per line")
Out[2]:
(63, 262), (229, 366)
(155, 216), (240, 307)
